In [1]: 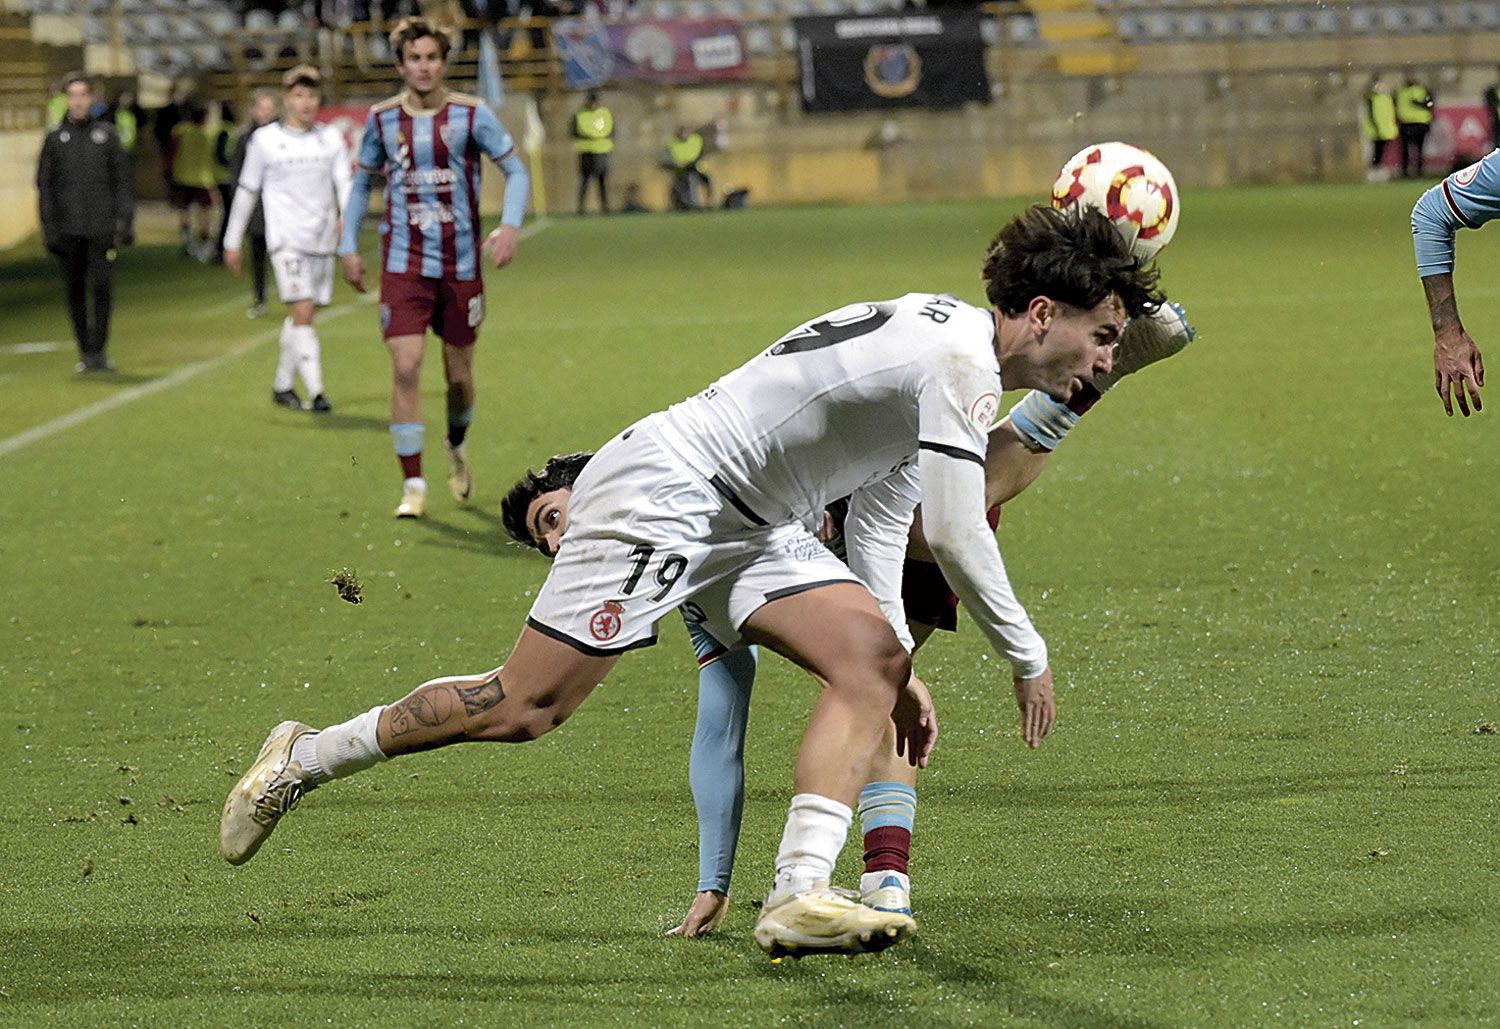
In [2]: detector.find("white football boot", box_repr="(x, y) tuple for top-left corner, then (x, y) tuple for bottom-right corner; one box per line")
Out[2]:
(395, 478), (427, 519)
(445, 442), (473, 504)
(220, 720), (315, 865)
(860, 871), (912, 917)
(754, 884), (915, 960)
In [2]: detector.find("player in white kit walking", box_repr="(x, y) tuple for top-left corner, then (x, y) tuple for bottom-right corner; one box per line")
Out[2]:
(224, 65), (352, 412)
(219, 205), (1162, 959)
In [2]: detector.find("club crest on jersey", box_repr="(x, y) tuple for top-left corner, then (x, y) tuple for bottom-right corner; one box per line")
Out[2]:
(969, 391), (1000, 428)
(589, 601), (625, 641)
(438, 123), (459, 150)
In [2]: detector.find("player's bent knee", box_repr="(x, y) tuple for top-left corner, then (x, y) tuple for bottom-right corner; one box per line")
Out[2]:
(463, 697), (568, 743)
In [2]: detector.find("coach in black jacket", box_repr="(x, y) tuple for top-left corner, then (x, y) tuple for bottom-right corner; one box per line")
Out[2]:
(36, 71), (134, 372)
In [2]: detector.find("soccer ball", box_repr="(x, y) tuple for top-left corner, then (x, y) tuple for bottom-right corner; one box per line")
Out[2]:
(1051, 142), (1179, 260)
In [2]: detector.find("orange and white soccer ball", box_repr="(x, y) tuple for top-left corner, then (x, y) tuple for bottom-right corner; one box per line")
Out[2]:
(1051, 142), (1179, 260)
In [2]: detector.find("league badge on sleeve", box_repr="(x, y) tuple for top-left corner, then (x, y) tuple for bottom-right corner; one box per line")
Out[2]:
(968, 391), (1000, 429)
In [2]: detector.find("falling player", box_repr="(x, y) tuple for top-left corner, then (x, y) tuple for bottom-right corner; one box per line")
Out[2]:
(339, 16), (531, 517)
(224, 66), (350, 412)
(223, 206), (1160, 959)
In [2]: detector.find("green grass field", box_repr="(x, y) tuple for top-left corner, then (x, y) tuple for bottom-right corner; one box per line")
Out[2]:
(3, 186), (1499, 1026)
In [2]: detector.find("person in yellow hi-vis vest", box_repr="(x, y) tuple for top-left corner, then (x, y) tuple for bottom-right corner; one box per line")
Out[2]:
(1360, 73), (1398, 182)
(572, 91), (613, 215)
(668, 125), (712, 211)
(169, 98), (218, 260)
(1395, 67), (1434, 179)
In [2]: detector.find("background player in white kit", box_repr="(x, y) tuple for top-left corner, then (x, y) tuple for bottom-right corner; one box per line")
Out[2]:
(224, 65), (352, 412)
(220, 206), (1161, 959)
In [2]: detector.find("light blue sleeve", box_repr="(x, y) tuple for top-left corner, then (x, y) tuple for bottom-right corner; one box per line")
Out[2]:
(497, 151), (529, 229)
(339, 113), (385, 257)
(684, 618), (756, 896)
(1413, 149), (1500, 277)
(472, 106), (528, 229)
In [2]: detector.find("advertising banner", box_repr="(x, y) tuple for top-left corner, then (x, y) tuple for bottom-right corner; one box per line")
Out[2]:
(795, 13), (989, 112)
(555, 19), (748, 89)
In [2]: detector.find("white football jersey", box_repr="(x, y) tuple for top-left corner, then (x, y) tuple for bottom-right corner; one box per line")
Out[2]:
(227, 121), (352, 255)
(653, 292), (1001, 529)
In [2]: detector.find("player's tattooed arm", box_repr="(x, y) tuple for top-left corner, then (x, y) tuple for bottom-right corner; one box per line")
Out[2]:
(456, 676), (505, 716)
(1424, 273), (1485, 417)
(1423, 273), (1461, 334)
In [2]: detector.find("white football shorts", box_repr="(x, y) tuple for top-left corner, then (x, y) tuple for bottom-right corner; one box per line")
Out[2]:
(526, 419), (859, 656)
(271, 249), (334, 306)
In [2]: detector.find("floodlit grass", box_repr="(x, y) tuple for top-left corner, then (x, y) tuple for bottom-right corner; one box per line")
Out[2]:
(3, 186), (1499, 1025)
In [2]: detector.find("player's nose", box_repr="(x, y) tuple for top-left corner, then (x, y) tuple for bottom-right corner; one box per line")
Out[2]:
(1095, 344), (1115, 377)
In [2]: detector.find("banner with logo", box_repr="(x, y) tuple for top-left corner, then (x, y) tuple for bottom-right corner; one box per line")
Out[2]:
(554, 19), (748, 90)
(794, 13), (989, 113)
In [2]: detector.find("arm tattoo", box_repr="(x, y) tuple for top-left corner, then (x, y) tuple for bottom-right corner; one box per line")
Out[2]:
(1423, 273), (1461, 334)
(386, 688), (455, 737)
(457, 675), (505, 716)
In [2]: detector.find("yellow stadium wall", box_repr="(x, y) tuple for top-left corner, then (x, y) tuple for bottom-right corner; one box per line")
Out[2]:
(0, 131), (44, 249)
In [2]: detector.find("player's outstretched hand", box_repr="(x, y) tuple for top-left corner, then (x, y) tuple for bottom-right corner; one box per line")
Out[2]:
(341, 252), (367, 293)
(667, 891), (730, 938)
(224, 249), (242, 276)
(1435, 328), (1484, 416)
(1013, 666), (1055, 749)
(483, 224), (519, 269)
(893, 673), (938, 768)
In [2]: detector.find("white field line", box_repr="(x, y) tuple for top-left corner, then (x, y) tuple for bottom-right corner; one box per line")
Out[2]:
(0, 220), (551, 461)
(0, 299), (362, 460)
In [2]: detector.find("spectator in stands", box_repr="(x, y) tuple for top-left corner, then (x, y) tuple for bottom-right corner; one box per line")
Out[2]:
(1361, 73), (1398, 183)
(1395, 67), (1434, 179)
(36, 71), (134, 374)
(169, 98), (219, 261)
(667, 124), (711, 211)
(1484, 69), (1500, 150)
(231, 90), (280, 318)
(214, 103), (239, 262)
(572, 91), (613, 215)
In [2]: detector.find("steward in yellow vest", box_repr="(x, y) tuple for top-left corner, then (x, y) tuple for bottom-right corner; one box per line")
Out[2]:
(1395, 70), (1434, 179)
(668, 125), (712, 211)
(573, 90), (613, 215)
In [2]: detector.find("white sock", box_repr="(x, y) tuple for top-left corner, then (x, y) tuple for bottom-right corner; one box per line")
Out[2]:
(403, 476), (427, 494)
(290, 705), (387, 785)
(273, 318), (297, 392)
(290, 324), (324, 397)
(770, 793), (853, 902)
(860, 869), (910, 895)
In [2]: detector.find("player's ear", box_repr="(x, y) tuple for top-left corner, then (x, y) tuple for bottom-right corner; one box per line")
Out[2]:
(1027, 296), (1054, 337)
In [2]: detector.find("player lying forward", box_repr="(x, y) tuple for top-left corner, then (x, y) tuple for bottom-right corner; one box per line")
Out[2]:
(656, 299), (1196, 937)
(221, 205), (1160, 959)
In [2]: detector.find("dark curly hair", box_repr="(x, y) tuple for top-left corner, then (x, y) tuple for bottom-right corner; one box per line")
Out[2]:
(982, 204), (1163, 320)
(500, 452), (594, 550)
